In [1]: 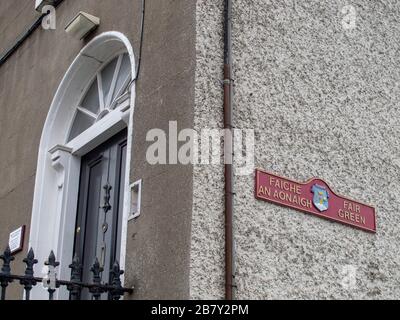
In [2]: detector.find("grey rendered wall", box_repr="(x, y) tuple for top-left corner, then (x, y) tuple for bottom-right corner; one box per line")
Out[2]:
(0, 0), (195, 299)
(125, 0), (196, 300)
(192, 0), (400, 299)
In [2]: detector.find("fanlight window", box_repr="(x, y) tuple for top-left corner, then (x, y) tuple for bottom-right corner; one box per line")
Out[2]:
(68, 53), (131, 142)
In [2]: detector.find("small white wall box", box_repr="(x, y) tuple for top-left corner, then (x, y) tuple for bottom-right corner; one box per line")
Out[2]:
(128, 180), (142, 221)
(65, 12), (100, 40)
(35, 0), (55, 12)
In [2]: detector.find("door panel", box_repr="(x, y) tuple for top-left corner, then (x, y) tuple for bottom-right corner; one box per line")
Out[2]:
(73, 129), (127, 300)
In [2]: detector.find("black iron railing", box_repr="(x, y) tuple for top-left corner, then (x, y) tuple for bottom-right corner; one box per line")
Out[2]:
(0, 246), (133, 300)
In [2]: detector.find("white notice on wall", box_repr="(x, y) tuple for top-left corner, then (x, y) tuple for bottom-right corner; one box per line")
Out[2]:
(8, 226), (25, 254)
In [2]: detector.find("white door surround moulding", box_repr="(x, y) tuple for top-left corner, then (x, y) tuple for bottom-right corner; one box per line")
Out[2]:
(65, 108), (131, 156)
(29, 32), (136, 300)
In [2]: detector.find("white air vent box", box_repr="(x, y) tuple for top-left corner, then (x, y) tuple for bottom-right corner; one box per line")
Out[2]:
(128, 180), (142, 221)
(65, 12), (100, 40)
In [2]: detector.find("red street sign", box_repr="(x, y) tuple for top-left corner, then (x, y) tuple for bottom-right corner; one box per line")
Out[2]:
(255, 169), (376, 233)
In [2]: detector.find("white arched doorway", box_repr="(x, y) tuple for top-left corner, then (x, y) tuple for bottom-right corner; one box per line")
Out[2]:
(29, 32), (136, 300)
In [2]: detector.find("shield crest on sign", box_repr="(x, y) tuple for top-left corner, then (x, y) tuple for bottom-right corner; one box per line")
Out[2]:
(311, 184), (329, 212)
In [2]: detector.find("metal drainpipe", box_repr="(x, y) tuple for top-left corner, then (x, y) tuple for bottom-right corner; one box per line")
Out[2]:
(223, 0), (235, 300)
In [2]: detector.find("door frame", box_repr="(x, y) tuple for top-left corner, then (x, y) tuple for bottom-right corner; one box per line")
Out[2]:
(28, 32), (136, 300)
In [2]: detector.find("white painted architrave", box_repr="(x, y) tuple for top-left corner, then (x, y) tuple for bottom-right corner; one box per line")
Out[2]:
(29, 32), (136, 300)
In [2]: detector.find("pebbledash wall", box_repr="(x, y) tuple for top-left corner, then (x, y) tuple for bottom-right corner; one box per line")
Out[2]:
(191, 0), (400, 299)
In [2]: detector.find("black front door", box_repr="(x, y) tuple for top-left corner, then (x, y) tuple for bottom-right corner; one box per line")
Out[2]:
(73, 129), (127, 299)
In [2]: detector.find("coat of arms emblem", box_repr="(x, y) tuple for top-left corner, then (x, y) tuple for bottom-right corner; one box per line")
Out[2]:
(311, 184), (329, 212)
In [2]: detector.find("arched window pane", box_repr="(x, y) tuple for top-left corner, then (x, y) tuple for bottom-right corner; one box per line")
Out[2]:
(113, 54), (131, 101)
(81, 80), (100, 114)
(68, 110), (95, 141)
(67, 53), (131, 143)
(101, 57), (118, 103)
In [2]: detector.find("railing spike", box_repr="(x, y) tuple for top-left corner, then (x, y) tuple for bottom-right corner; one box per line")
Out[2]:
(0, 246), (15, 274)
(67, 253), (83, 300)
(90, 258), (104, 300)
(27, 248), (35, 260)
(21, 248), (38, 300)
(46, 251), (60, 268)
(91, 258), (103, 280)
(69, 253), (82, 277)
(44, 251), (60, 300)
(0, 246), (15, 300)
(110, 260), (124, 300)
